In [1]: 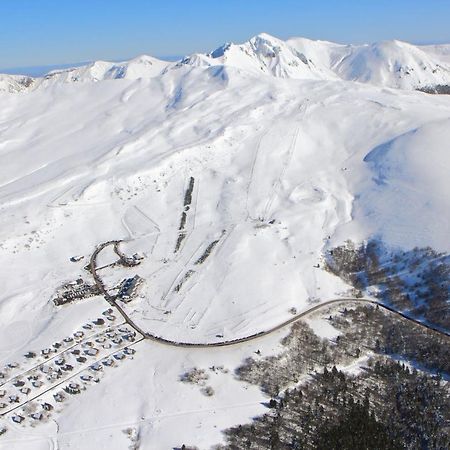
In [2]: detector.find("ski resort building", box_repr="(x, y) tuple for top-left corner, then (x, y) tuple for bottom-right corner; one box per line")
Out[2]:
(118, 275), (143, 302)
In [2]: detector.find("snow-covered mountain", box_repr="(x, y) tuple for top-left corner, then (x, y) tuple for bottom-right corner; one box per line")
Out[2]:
(40, 54), (170, 86)
(0, 32), (450, 449)
(0, 73), (34, 93)
(177, 33), (339, 80)
(0, 55), (169, 92)
(333, 39), (450, 89)
(3, 33), (450, 92)
(181, 33), (450, 89)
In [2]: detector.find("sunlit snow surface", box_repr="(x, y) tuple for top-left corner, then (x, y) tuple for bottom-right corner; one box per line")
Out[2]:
(1, 35), (450, 448)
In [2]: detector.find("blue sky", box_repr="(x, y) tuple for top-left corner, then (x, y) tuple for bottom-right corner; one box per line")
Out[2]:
(1, 0), (450, 73)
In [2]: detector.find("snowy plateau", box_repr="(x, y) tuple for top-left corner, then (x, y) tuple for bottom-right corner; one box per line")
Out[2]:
(0, 33), (449, 449)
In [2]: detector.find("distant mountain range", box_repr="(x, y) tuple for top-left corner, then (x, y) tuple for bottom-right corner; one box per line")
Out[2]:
(1, 33), (450, 94)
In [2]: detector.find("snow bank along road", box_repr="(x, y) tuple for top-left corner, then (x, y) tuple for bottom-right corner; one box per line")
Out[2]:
(90, 241), (450, 346)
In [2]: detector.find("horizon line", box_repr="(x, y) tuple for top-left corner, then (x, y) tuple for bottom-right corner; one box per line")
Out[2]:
(1, 32), (450, 78)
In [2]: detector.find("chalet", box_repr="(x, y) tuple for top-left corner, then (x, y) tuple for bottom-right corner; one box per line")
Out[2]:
(40, 365), (52, 374)
(11, 415), (24, 424)
(80, 374), (92, 382)
(83, 348), (99, 357)
(76, 356), (87, 363)
(112, 337), (123, 345)
(90, 363), (103, 372)
(74, 331), (84, 339)
(20, 387), (31, 395)
(65, 383), (81, 395)
(103, 343), (112, 349)
(42, 402), (53, 411)
(113, 352), (126, 361)
(123, 347), (136, 355)
(13, 380), (25, 387)
(9, 395), (20, 403)
(8, 362), (19, 368)
(24, 351), (36, 359)
(53, 392), (65, 402)
(64, 337), (74, 343)
(62, 364), (74, 372)
(31, 412), (43, 421)
(121, 255), (141, 267)
(32, 380), (43, 388)
(102, 358), (114, 367)
(123, 333), (135, 342)
(55, 357), (65, 366)
(133, 252), (144, 261)
(0, 390), (6, 398)
(105, 315), (116, 321)
(0, 403), (7, 409)
(82, 324), (93, 330)
(50, 371), (61, 380)
(93, 318), (105, 326)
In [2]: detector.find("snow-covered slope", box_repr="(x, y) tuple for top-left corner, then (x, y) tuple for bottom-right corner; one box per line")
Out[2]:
(420, 43), (450, 64)
(1, 56), (449, 349)
(178, 34), (450, 89)
(3, 33), (450, 93)
(0, 73), (35, 93)
(36, 54), (170, 87)
(337, 118), (450, 250)
(177, 33), (339, 80)
(0, 33), (450, 449)
(0, 55), (170, 93)
(334, 40), (450, 89)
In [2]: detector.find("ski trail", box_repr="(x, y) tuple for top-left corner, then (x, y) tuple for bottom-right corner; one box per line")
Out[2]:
(245, 127), (271, 221)
(262, 123), (301, 221)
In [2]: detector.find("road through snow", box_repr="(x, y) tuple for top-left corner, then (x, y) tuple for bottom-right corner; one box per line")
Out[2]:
(91, 241), (450, 347)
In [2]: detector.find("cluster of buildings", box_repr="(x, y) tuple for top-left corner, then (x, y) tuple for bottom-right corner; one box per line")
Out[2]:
(53, 278), (100, 306)
(0, 315), (141, 432)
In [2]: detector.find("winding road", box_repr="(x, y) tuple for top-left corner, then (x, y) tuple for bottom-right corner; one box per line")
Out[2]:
(90, 241), (450, 348)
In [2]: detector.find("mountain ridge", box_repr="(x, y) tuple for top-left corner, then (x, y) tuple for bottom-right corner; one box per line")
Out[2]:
(2, 33), (450, 93)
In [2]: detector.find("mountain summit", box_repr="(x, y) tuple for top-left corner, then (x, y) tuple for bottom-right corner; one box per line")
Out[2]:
(2, 33), (450, 93)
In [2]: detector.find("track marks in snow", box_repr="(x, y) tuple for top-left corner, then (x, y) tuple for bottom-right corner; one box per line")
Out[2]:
(122, 205), (161, 240)
(262, 123), (301, 221)
(161, 229), (228, 316)
(246, 117), (304, 222)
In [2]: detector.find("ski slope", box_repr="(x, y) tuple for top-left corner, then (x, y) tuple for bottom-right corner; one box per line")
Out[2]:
(0, 32), (450, 449)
